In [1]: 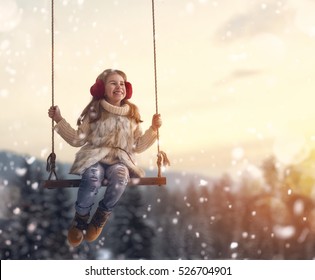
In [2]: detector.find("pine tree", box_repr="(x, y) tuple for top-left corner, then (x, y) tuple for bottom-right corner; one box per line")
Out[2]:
(0, 152), (97, 259)
(107, 186), (155, 259)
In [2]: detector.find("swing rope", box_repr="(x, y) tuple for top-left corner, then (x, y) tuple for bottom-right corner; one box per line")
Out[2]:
(46, 0), (58, 180)
(45, 0), (169, 182)
(151, 0), (170, 176)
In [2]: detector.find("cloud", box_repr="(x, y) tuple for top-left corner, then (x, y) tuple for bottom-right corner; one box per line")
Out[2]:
(293, 0), (315, 36)
(213, 0), (294, 43)
(214, 68), (263, 86)
(230, 69), (262, 79)
(0, 0), (22, 32)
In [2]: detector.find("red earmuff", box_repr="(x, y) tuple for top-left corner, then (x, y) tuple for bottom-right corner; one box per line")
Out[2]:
(90, 79), (105, 99)
(124, 81), (132, 99)
(90, 79), (133, 100)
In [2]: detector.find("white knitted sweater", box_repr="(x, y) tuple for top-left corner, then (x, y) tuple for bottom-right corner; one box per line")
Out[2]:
(54, 100), (157, 177)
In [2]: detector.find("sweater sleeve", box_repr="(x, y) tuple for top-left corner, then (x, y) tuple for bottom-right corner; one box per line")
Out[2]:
(54, 117), (90, 147)
(133, 125), (158, 153)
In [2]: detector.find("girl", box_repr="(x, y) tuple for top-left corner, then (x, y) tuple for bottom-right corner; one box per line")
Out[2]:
(48, 69), (162, 247)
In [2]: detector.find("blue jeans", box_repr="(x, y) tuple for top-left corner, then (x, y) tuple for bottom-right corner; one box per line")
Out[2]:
(75, 162), (129, 216)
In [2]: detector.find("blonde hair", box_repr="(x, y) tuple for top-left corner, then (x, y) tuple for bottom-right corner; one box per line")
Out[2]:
(77, 69), (142, 125)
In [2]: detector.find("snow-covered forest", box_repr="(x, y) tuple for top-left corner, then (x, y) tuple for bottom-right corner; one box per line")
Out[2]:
(1, 150), (315, 260)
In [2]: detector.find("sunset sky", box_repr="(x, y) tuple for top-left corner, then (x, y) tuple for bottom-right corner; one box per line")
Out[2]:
(1, 0), (315, 179)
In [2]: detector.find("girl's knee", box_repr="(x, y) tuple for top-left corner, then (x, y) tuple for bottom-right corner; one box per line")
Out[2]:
(105, 164), (129, 186)
(82, 164), (104, 189)
(114, 165), (129, 185)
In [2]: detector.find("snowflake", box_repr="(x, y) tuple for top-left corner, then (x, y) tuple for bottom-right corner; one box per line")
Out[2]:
(31, 182), (39, 190)
(273, 225), (295, 239)
(230, 242), (238, 249)
(15, 167), (27, 176)
(13, 207), (21, 215)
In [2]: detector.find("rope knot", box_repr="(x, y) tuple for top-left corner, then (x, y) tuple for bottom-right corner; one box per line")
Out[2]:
(157, 151), (170, 177)
(46, 152), (58, 180)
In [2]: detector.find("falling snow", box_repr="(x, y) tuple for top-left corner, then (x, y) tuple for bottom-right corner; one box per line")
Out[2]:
(1, 0), (315, 261)
(15, 167), (27, 176)
(273, 225), (296, 240)
(230, 242), (238, 249)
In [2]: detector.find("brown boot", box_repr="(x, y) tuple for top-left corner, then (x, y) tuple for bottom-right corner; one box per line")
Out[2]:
(85, 208), (111, 242)
(67, 212), (89, 247)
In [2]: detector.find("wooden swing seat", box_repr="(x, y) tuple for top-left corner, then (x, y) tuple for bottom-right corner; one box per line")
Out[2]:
(42, 176), (166, 189)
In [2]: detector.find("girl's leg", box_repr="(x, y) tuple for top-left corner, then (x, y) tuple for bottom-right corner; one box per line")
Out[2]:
(98, 163), (129, 212)
(85, 163), (129, 242)
(75, 162), (105, 216)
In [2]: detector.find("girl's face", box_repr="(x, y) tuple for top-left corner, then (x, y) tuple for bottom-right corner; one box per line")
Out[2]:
(104, 73), (126, 106)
